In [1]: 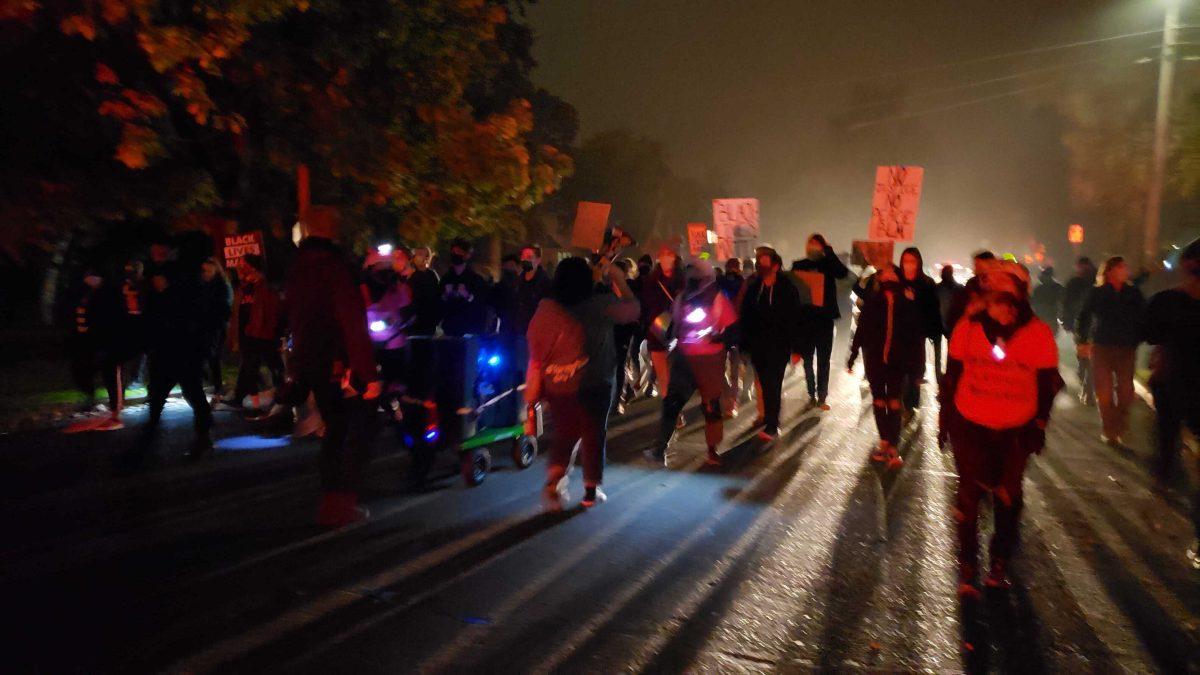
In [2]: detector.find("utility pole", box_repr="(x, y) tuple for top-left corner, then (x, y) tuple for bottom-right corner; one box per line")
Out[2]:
(1144, 0), (1180, 267)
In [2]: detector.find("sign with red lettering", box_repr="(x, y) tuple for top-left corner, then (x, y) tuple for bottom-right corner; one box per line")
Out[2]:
(713, 198), (759, 262)
(867, 166), (923, 241)
(686, 222), (709, 256)
(571, 201), (612, 251)
(223, 231), (265, 269)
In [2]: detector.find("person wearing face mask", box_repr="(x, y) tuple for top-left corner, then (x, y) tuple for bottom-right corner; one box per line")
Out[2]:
(514, 245), (551, 335)
(1074, 256), (1145, 447)
(739, 246), (807, 440)
(440, 238), (489, 337)
(941, 260), (1062, 597)
(1142, 238), (1200, 567)
(638, 244), (685, 401)
(898, 247), (942, 415)
(847, 263), (925, 468)
(406, 246), (442, 337)
(645, 258), (739, 466)
(790, 233), (849, 410)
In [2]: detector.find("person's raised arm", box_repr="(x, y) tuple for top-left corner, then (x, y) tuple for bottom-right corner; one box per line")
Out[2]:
(604, 264), (641, 324)
(825, 245), (849, 279)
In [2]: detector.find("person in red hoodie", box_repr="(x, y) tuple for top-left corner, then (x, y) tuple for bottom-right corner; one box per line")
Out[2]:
(527, 257), (640, 509)
(227, 254), (284, 417)
(941, 260), (1063, 597)
(286, 207), (381, 526)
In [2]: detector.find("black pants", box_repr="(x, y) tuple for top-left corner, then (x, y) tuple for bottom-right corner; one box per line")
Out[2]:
(146, 351), (212, 436)
(802, 317), (835, 401)
(234, 336), (284, 402)
(950, 418), (1033, 571)
(865, 360), (906, 445)
(546, 386), (612, 486)
(309, 379), (373, 493)
(902, 338), (932, 410)
(69, 337), (121, 410)
(751, 349), (789, 433)
(207, 329), (226, 394)
(1152, 382), (1200, 539)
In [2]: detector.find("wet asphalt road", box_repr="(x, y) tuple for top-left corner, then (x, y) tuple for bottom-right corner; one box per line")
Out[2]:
(1, 329), (1197, 673)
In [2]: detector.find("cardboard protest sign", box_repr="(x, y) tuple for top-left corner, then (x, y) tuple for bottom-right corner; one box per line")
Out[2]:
(793, 270), (825, 307)
(571, 201), (612, 251)
(713, 198), (759, 261)
(851, 239), (894, 270)
(686, 222), (709, 256)
(867, 166), (923, 241)
(223, 231), (265, 269)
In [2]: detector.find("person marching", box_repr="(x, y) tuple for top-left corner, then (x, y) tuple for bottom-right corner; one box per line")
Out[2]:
(790, 233), (849, 410)
(526, 257), (640, 509)
(645, 258), (738, 467)
(228, 254), (284, 417)
(941, 260), (1062, 596)
(63, 266), (125, 432)
(1074, 256), (1145, 447)
(1061, 256), (1098, 405)
(898, 246), (942, 415)
(200, 258), (233, 406)
(1142, 238), (1200, 567)
(440, 238), (489, 337)
(637, 243), (684, 400)
(847, 263), (925, 468)
(739, 246), (807, 441)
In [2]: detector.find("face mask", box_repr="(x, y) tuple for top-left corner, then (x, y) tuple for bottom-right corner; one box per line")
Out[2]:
(638, 265), (651, 276)
(450, 253), (466, 266)
(520, 260), (534, 273)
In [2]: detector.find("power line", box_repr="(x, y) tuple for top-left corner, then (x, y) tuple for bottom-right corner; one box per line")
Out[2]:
(840, 44), (1160, 112)
(844, 80), (1059, 131)
(806, 27), (1190, 90)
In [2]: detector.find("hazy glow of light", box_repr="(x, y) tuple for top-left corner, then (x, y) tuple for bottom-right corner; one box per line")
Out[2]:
(215, 435), (292, 451)
(369, 320), (388, 333)
(685, 307), (707, 324)
(377, 243), (394, 256)
(992, 343), (1007, 361)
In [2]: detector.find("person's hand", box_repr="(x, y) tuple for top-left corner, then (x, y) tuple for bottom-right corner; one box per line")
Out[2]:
(845, 356), (855, 373)
(791, 353), (803, 366)
(363, 380), (383, 401)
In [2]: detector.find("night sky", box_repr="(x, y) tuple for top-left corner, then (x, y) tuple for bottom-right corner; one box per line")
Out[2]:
(527, 0), (1187, 263)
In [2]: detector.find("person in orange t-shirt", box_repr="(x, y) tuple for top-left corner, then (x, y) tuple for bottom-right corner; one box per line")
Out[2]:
(941, 260), (1063, 598)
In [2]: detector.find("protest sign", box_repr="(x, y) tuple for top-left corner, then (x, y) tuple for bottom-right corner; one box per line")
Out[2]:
(713, 198), (759, 261)
(851, 239), (894, 270)
(686, 222), (709, 256)
(223, 231), (265, 269)
(571, 201), (612, 251)
(867, 166), (923, 241)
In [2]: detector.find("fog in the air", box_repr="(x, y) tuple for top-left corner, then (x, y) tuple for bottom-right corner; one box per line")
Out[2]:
(527, 0), (1185, 264)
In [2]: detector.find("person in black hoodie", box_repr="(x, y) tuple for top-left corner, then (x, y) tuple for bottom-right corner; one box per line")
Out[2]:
(847, 263), (925, 468)
(1075, 256), (1145, 446)
(515, 245), (551, 335)
(287, 206), (381, 527)
(440, 238), (489, 337)
(1061, 256), (1097, 405)
(740, 246), (807, 440)
(638, 244), (685, 400)
(790, 233), (849, 410)
(898, 247), (942, 413)
(1030, 267), (1064, 334)
(128, 232), (218, 463)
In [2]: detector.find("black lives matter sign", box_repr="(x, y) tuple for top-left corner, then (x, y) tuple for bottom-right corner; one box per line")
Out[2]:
(223, 231), (265, 269)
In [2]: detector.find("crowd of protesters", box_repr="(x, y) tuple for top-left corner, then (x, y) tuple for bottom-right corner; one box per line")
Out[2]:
(58, 217), (1200, 582)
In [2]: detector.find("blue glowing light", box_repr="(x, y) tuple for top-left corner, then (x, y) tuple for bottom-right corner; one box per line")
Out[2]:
(486, 354), (502, 368)
(214, 435), (292, 452)
(424, 426), (440, 442)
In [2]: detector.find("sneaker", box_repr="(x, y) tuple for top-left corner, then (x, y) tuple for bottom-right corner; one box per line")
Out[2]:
(756, 428), (778, 442)
(818, 399), (830, 412)
(870, 441), (889, 463)
(93, 416), (125, 432)
(885, 444), (904, 471)
(542, 476), (570, 511)
(615, 401), (627, 416)
(705, 447), (723, 467)
(984, 559), (1012, 589)
(63, 416), (106, 434)
(581, 486), (607, 508)
(316, 491), (369, 527)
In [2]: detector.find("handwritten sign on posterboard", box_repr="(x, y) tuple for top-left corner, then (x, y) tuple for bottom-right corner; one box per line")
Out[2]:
(793, 270), (825, 307)
(713, 198), (759, 261)
(223, 231), (265, 269)
(867, 166), (923, 241)
(571, 201), (612, 251)
(851, 239), (895, 270)
(686, 222), (708, 256)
